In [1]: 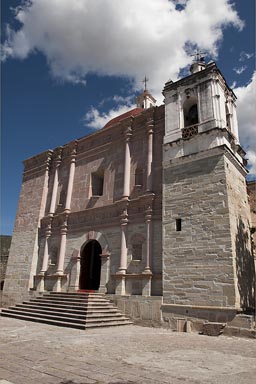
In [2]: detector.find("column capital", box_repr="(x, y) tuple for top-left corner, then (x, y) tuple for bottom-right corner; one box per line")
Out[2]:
(146, 118), (154, 132)
(120, 208), (129, 226)
(69, 140), (78, 161)
(59, 213), (68, 233)
(145, 205), (153, 222)
(45, 150), (53, 171)
(53, 146), (63, 165)
(45, 223), (52, 238)
(124, 126), (133, 141)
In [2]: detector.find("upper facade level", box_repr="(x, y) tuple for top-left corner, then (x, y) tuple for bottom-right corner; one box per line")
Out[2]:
(22, 105), (165, 218)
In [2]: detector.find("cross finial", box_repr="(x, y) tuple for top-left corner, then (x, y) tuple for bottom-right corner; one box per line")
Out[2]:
(190, 48), (206, 63)
(142, 76), (149, 91)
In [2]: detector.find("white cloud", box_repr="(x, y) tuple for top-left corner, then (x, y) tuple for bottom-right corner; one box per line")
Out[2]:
(2, 0), (243, 94)
(4, 0), (253, 175)
(84, 103), (135, 130)
(239, 51), (254, 62)
(234, 72), (256, 178)
(233, 65), (247, 75)
(230, 80), (237, 89)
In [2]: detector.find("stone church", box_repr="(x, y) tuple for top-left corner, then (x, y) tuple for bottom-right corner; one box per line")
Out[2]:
(3, 59), (255, 327)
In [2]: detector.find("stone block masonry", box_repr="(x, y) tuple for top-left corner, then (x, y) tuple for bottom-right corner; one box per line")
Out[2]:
(2, 151), (51, 307)
(162, 146), (253, 313)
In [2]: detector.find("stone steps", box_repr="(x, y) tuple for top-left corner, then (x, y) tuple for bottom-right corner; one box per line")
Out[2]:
(1, 292), (133, 329)
(15, 303), (120, 315)
(20, 301), (116, 310)
(7, 306), (124, 320)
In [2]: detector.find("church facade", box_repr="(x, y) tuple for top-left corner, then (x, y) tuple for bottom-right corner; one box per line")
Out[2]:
(3, 60), (255, 327)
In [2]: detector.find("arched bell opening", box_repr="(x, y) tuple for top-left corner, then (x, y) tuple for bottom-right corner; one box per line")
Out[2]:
(183, 97), (199, 127)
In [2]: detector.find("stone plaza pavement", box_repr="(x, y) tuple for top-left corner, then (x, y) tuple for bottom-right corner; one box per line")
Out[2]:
(0, 317), (256, 384)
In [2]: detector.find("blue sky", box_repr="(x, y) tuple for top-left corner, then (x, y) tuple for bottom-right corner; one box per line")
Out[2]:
(1, 0), (255, 235)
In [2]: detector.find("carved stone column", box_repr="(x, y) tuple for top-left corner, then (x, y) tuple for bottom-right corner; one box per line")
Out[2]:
(144, 205), (153, 273)
(122, 126), (132, 199)
(49, 147), (62, 216)
(99, 252), (110, 293)
(65, 141), (77, 212)
(39, 219), (52, 276)
(68, 249), (81, 292)
(56, 214), (68, 276)
(116, 208), (128, 295)
(118, 208), (128, 274)
(211, 76), (222, 127)
(146, 120), (154, 192)
(142, 205), (153, 296)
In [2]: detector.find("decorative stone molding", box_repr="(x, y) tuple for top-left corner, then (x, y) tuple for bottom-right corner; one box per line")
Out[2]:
(182, 125), (198, 140)
(72, 230), (111, 257)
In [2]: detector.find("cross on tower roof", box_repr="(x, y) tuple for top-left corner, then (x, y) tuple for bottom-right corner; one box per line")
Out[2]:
(191, 48), (206, 63)
(142, 76), (149, 91)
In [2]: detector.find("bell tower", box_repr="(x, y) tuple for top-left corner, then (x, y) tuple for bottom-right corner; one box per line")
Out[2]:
(163, 60), (240, 153)
(161, 60), (255, 324)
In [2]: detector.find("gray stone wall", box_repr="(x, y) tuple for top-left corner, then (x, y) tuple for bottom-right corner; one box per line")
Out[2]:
(2, 152), (50, 306)
(247, 181), (256, 257)
(162, 147), (239, 308)
(0, 235), (12, 290)
(225, 156), (255, 311)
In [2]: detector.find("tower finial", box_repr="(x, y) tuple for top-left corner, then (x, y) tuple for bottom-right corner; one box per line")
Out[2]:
(136, 76), (156, 109)
(142, 76), (149, 91)
(190, 48), (206, 63)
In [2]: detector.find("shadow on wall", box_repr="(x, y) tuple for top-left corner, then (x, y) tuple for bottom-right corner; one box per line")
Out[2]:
(235, 216), (255, 313)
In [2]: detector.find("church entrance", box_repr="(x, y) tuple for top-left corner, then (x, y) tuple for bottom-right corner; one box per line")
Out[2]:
(79, 240), (102, 290)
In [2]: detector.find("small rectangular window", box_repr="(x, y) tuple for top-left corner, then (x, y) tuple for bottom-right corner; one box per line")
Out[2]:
(132, 243), (142, 261)
(92, 170), (104, 196)
(176, 218), (182, 231)
(135, 168), (143, 186)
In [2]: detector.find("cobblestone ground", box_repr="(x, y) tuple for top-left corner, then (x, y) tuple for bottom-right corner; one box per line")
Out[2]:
(0, 317), (256, 384)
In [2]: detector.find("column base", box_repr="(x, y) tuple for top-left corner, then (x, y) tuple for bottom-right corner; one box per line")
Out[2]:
(98, 284), (107, 294)
(37, 276), (45, 293)
(142, 274), (152, 296)
(115, 275), (126, 295)
(142, 269), (152, 275)
(55, 270), (64, 276)
(54, 276), (62, 292)
(116, 269), (126, 275)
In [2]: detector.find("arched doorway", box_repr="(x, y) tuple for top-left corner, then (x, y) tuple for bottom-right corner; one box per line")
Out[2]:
(79, 240), (102, 290)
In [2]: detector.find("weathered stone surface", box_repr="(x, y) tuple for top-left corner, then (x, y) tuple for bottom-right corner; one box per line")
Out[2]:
(202, 322), (226, 336)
